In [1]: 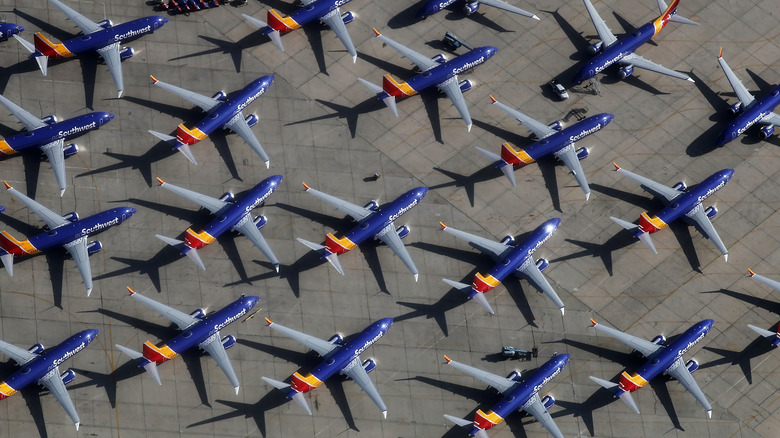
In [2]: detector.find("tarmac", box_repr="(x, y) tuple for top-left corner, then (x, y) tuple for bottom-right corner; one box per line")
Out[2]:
(0, 0), (778, 436)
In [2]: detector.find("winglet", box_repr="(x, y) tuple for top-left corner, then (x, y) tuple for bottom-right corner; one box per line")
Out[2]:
(264, 317), (273, 325)
(156, 177), (165, 185)
(718, 47), (722, 59)
(489, 94), (497, 104)
(302, 182), (310, 191)
(443, 354), (451, 363)
(150, 74), (158, 83)
(748, 268), (755, 277)
(373, 28), (381, 37)
(439, 221), (447, 230)
(3, 181), (10, 190)
(612, 162), (620, 171)
(589, 318), (597, 327)
(126, 286), (136, 295)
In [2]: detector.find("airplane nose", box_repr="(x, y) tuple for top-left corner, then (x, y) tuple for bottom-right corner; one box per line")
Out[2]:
(86, 329), (99, 340)
(605, 113), (615, 123)
(723, 169), (735, 179)
(107, 113), (115, 120)
(128, 207), (137, 215)
(17, 26), (24, 33)
(248, 296), (260, 306)
(486, 46), (498, 57)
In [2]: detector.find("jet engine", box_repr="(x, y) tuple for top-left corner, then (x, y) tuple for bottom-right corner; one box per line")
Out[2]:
(542, 395), (555, 409)
(759, 124), (774, 139)
(190, 308), (206, 319)
(506, 370), (521, 381)
(651, 334), (666, 345)
(547, 120), (563, 131)
(212, 91), (226, 101)
(62, 211), (80, 222)
(705, 206), (718, 219)
(618, 65), (634, 79)
(28, 343), (45, 354)
(673, 181), (687, 192)
(536, 258), (549, 272)
(245, 114), (259, 128)
(362, 358), (377, 373)
(587, 42), (603, 55)
(119, 47), (135, 61)
(98, 19), (113, 29)
(340, 11), (355, 25)
(87, 241), (103, 255)
(328, 333), (343, 344)
(64, 144), (79, 158)
(219, 192), (235, 202)
(363, 200), (379, 211)
(576, 147), (589, 160)
(396, 225), (410, 239)
(501, 235), (515, 246)
(61, 369), (77, 385)
(40, 115), (58, 125)
(685, 359), (699, 373)
(221, 335), (236, 349)
(254, 215), (267, 230)
(729, 102), (742, 115)
(463, 0), (479, 15)
(431, 53), (447, 64)
(459, 79), (473, 93)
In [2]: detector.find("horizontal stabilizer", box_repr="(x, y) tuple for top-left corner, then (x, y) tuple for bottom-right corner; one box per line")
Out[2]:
(261, 376), (290, 390)
(475, 146), (517, 186)
(296, 238), (344, 275)
(148, 130), (176, 143)
(14, 36), (48, 75)
(291, 390), (312, 415)
(589, 375), (618, 389)
(155, 234), (185, 248)
(443, 414), (472, 428)
(636, 231), (657, 254)
(669, 14), (698, 25)
(748, 324), (777, 339)
(442, 278), (494, 314)
(589, 376), (639, 414)
(609, 216), (638, 230)
(1, 252), (13, 276)
(357, 78), (398, 117)
(242, 14), (284, 52)
(116, 344), (162, 385)
(358, 77), (383, 94)
(155, 235), (206, 270)
(184, 248), (206, 271)
(149, 130), (197, 165)
(176, 144), (197, 165)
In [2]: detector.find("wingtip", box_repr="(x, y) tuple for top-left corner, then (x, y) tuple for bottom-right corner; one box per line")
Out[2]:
(382, 410), (387, 419)
(560, 307), (565, 316)
(351, 54), (357, 63)
(612, 162), (620, 171)
(156, 177), (165, 185)
(707, 409), (712, 419)
(264, 317), (273, 325)
(117, 89), (123, 98)
(466, 123), (472, 132)
(264, 160), (270, 169)
(373, 28), (381, 37)
(723, 254), (728, 262)
(414, 273), (419, 282)
(59, 188), (65, 197)
(274, 264), (280, 273)
(75, 422), (79, 431)
(718, 46), (722, 59)
(302, 182), (310, 191)
(235, 386), (240, 395)
(3, 180), (10, 190)
(748, 268), (756, 277)
(489, 94), (497, 104)
(126, 286), (136, 295)
(443, 354), (451, 363)
(86, 287), (93, 297)
(687, 77), (695, 83)
(585, 192), (591, 201)
(150, 74), (158, 83)
(439, 221), (447, 230)
(589, 317), (597, 327)
(532, 14), (540, 20)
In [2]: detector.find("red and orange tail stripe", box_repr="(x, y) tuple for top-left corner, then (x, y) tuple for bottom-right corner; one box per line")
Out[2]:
(176, 124), (208, 145)
(382, 75), (416, 98)
(143, 341), (178, 363)
(638, 212), (667, 233)
(652, 0), (679, 35)
(291, 372), (323, 393)
(472, 272), (500, 292)
(0, 140), (16, 155)
(0, 381), (17, 399)
(267, 9), (300, 32)
(184, 228), (216, 249)
(325, 233), (356, 254)
(0, 231), (38, 256)
(474, 409), (503, 430)
(500, 142), (534, 166)
(33, 32), (73, 59)
(619, 371), (649, 392)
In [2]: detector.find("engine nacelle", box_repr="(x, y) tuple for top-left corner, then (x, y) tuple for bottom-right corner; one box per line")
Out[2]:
(64, 143), (79, 158)
(254, 215), (267, 230)
(362, 358), (377, 374)
(705, 205), (718, 219)
(62, 211), (80, 223)
(60, 368), (76, 385)
(506, 370), (521, 381)
(245, 113), (259, 128)
(536, 258), (549, 272)
(500, 235), (515, 246)
(673, 181), (687, 192)
(729, 102), (742, 115)
(618, 65), (634, 79)
(340, 11), (354, 24)
(463, 1), (479, 15)
(119, 47), (135, 61)
(576, 147), (589, 160)
(363, 200), (379, 211)
(328, 333), (343, 345)
(685, 359), (699, 373)
(212, 91), (226, 101)
(759, 124), (774, 139)
(86, 240), (103, 255)
(541, 395), (555, 409)
(547, 120), (563, 131)
(221, 335), (236, 350)
(431, 53), (447, 64)
(458, 79), (473, 93)
(219, 191), (235, 202)
(396, 225), (410, 239)
(98, 19), (113, 29)
(587, 41), (603, 55)
(190, 308), (206, 319)
(651, 334), (666, 345)
(41, 115), (58, 125)
(28, 343), (45, 354)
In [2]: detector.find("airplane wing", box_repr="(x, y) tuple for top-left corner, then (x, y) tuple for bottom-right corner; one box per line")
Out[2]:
(440, 223), (510, 262)
(582, 0), (617, 47)
(38, 367), (80, 428)
(4, 183), (69, 230)
(591, 319), (663, 358)
(489, 96), (554, 139)
(48, 0), (103, 35)
(445, 356), (516, 394)
(303, 184), (373, 222)
(717, 49), (755, 107)
(685, 204), (728, 259)
(523, 392), (564, 438)
(234, 217), (279, 269)
(343, 359), (388, 415)
(266, 319), (338, 357)
(96, 42), (125, 98)
(665, 358), (712, 415)
(225, 113), (270, 167)
(620, 53), (693, 82)
(516, 258), (565, 313)
(376, 224), (418, 279)
(158, 178), (228, 215)
(751, 270), (780, 291)
(554, 145), (590, 199)
(613, 164), (681, 204)
(374, 29), (438, 72)
(479, 0), (539, 19)
(0, 339), (37, 366)
(63, 237), (93, 295)
(766, 113), (780, 126)
(438, 77), (473, 131)
(200, 333), (241, 393)
(129, 288), (199, 331)
(0, 93), (46, 131)
(40, 140), (67, 195)
(151, 76), (222, 112)
(321, 8), (357, 62)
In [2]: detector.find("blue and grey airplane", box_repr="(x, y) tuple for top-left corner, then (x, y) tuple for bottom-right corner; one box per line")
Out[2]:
(416, 0), (539, 21)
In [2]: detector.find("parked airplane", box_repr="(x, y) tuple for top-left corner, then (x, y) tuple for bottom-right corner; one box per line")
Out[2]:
(115, 287), (259, 394)
(0, 22), (23, 40)
(746, 269), (780, 345)
(589, 318), (713, 418)
(297, 183), (428, 280)
(0, 93), (113, 196)
(416, 0), (539, 21)
(571, 0), (697, 84)
(480, 95), (614, 199)
(609, 163), (733, 260)
(0, 181), (135, 295)
(440, 218), (565, 315)
(154, 175), (282, 272)
(359, 29), (497, 131)
(148, 75), (274, 167)
(242, 0), (358, 62)
(14, 0), (168, 97)
(0, 329), (97, 430)
(714, 48), (780, 146)
(261, 317), (393, 417)
(443, 353), (569, 438)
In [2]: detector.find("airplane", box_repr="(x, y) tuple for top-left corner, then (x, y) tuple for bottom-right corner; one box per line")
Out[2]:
(358, 28), (498, 131)
(0, 93), (113, 196)
(571, 0), (697, 85)
(0, 329), (97, 430)
(443, 353), (569, 438)
(242, 0), (359, 63)
(115, 287), (259, 394)
(609, 163), (733, 261)
(480, 95), (614, 199)
(0, 181), (135, 295)
(0, 22), (23, 40)
(416, 0), (539, 21)
(261, 317), (393, 417)
(588, 318), (713, 418)
(14, 0), (168, 97)
(154, 175), (283, 272)
(147, 75), (274, 167)
(296, 182), (428, 280)
(440, 218), (565, 315)
(714, 47), (780, 146)
(746, 269), (780, 345)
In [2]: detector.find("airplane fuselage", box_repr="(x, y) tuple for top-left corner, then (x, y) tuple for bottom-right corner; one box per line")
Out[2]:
(0, 112), (113, 156)
(0, 207), (136, 257)
(617, 320), (712, 393)
(183, 175), (283, 250)
(472, 218), (560, 294)
(176, 75), (274, 145)
(573, 22), (655, 84)
(140, 295), (259, 365)
(637, 169), (733, 234)
(472, 354), (569, 433)
(717, 87), (780, 146)
(0, 23), (23, 40)
(0, 329), (97, 399)
(265, 0), (352, 33)
(288, 318), (393, 394)
(324, 187), (428, 255)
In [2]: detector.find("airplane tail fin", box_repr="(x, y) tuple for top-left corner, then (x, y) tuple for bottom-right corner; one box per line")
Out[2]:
(13, 35), (48, 75)
(357, 77), (398, 117)
(654, 0), (698, 31)
(747, 324), (780, 346)
(475, 146), (516, 187)
(261, 377), (312, 415)
(115, 344), (162, 385)
(442, 278), (494, 314)
(242, 13), (285, 52)
(148, 130), (198, 165)
(155, 235), (206, 270)
(296, 238), (344, 275)
(589, 376), (640, 414)
(609, 216), (658, 254)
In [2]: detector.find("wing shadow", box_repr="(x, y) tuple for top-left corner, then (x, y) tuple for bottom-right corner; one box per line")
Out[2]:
(94, 245), (184, 292)
(701, 332), (776, 385)
(76, 139), (179, 187)
(429, 165), (503, 208)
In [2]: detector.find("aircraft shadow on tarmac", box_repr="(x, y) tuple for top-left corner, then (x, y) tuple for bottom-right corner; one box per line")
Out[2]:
(386, 0), (513, 33)
(0, 360), (51, 438)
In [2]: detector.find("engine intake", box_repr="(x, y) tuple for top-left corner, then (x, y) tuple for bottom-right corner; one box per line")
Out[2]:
(729, 102), (742, 115)
(759, 125), (774, 139)
(28, 343), (44, 354)
(587, 41), (603, 55)
(576, 147), (589, 160)
(396, 225), (410, 239)
(245, 114), (259, 128)
(87, 240), (103, 255)
(536, 258), (549, 272)
(254, 215), (267, 230)
(61, 369), (76, 385)
(221, 335), (236, 350)
(705, 206), (718, 219)
(362, 358), (376, 373)
(685, 359), (699, 373)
